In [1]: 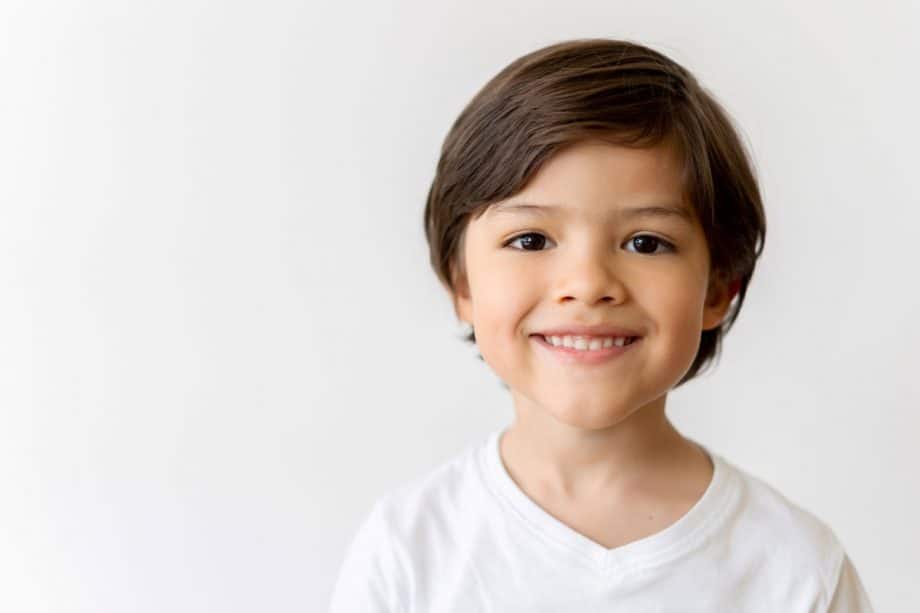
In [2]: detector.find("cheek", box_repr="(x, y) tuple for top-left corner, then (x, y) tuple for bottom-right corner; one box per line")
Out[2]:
(637, 270), (708, 338)
(470, 260), (534, 325)
(468, 271), (536, 371)
(475, 291), (530, 354)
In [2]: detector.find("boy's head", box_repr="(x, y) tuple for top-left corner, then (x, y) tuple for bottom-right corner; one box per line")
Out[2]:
(423, 39), (765, 417)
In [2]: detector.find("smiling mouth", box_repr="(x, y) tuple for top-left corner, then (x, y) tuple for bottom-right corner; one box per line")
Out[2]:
(532, 334), (640, 352)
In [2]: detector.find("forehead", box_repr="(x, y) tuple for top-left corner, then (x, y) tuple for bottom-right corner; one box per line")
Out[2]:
(481, 140), (694, 226)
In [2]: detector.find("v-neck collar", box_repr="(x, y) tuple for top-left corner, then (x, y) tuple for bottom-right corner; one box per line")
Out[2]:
(478, 427), (739, 575)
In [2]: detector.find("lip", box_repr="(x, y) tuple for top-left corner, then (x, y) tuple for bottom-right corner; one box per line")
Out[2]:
(530, 333), (640, 365)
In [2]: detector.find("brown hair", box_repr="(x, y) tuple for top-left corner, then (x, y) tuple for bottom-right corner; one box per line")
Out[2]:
(423, 38), (766, 386)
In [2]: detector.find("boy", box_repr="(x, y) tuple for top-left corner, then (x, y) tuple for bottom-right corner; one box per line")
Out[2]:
(329, 38), (874, 611)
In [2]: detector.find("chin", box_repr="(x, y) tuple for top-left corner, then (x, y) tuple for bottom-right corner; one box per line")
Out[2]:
(547, 400), (638, 431)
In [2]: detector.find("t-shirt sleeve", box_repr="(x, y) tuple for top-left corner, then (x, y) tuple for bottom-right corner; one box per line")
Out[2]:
(328, 500), (405, 613)
(824, 553), (874, 613)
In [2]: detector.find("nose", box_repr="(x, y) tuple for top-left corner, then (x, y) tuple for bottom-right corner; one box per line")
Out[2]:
(554, 240), (627, 306)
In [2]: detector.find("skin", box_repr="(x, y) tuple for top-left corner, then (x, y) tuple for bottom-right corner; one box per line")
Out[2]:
(450, 138), (738, 548)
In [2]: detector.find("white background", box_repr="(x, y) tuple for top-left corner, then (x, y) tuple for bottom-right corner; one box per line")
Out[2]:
(2, 0), (917, 611)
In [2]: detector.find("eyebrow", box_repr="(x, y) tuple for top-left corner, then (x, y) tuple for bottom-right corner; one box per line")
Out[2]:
(488, 201), (695, 224)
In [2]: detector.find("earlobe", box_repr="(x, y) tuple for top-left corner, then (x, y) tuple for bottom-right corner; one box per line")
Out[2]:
(455, 295), (473, 326)
(452, 273), (473, 325)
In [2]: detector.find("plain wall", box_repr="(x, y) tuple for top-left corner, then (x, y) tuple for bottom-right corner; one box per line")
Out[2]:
(1, 0), (917, 611)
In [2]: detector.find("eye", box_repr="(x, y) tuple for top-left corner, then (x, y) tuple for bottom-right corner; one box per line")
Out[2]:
(504, 232), (554, 251)
(623, 234), (675, 255)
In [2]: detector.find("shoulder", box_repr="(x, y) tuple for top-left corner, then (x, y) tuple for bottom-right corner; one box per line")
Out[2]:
(716, 453), (847, 604)
(728, 457), (841, 553)
(330, 437), (489, 612)
(374, 434), (490, 536)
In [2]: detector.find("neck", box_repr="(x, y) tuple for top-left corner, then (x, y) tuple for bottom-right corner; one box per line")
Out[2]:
(500, 393), (698, 500)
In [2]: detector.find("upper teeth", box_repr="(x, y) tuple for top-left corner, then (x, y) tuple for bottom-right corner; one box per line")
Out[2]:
(543, 335), (632, 350)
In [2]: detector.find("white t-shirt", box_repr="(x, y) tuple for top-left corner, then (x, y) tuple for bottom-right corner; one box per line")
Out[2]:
(329, 428), (874, 612)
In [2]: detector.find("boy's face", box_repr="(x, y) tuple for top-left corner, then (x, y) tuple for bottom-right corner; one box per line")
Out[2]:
(452, 139), (734, 430)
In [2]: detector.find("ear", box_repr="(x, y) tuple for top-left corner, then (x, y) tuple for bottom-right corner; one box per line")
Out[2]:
(451, 270), (474, 326)
(702, 277), (741, 331)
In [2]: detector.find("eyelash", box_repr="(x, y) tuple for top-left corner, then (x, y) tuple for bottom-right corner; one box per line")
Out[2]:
(503, 232), (676, 255)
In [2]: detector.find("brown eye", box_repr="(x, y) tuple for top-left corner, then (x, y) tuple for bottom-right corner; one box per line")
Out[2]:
(506, 232), (552, 251)
(625, 234), (675, 255)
